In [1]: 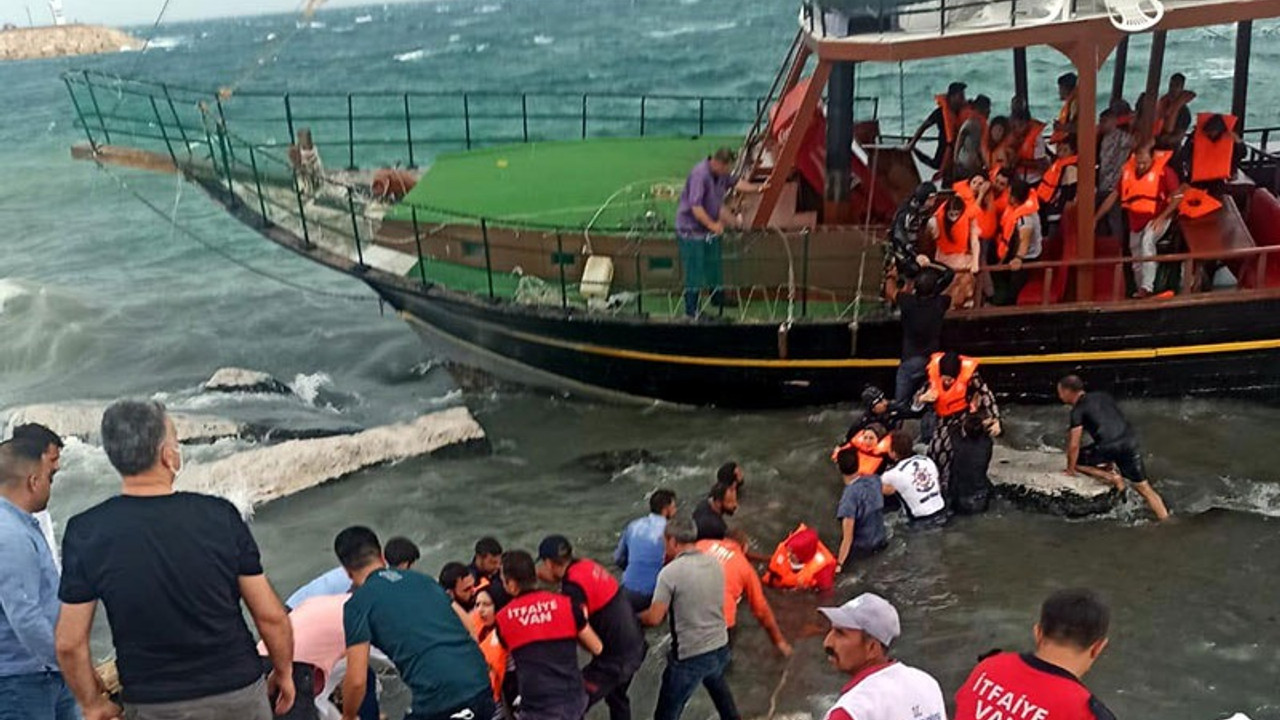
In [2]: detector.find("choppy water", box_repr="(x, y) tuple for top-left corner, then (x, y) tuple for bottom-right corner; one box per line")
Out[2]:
(3, 1), (1280, 718)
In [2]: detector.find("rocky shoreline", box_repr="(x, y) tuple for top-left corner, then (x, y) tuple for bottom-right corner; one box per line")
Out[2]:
(0, 24), (141, 61)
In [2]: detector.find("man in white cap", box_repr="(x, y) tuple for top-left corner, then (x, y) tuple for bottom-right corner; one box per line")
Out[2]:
(819, 593), (947, 720)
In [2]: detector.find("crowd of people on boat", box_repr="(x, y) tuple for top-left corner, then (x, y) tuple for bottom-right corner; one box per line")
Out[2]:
(0, 386), (1162, 720)
(887, 70), (1243, 308)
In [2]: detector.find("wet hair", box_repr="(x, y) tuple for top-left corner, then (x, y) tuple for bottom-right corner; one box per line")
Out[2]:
(836, 448), (860, 476)
(1058, 72), (1078, 90)
(709, 480), (734, 502)
(1039, 588), (1111, 649)
(501, 550), (538, 591)
(101, 399), (168, 477)
(664, 516), (699, 544)
(11, 424), (63, 455)
(438, 561), (471, 592)
(914, 267), (941, 298)
(889, 430), (915, 459)
(0, 440), (40, 488)
(1170, 72), (1186, 86)
(474, 536), (503, 558)
(335, 526), (382, 571)
(649, 488), (676, 514)
(939, 352), (963, 378)
(716, 462), (740, 486)
(1009, 178), (1033, 204)
(947, 81), (967, 98)
(384, 537), (421, 568)
(1058, 374), (1086, 392)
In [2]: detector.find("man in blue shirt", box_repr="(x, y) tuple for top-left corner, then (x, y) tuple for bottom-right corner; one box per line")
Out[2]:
(615, 489), (677, 611)
(0, 439), (78, 720)
(833, 449), (888, 576)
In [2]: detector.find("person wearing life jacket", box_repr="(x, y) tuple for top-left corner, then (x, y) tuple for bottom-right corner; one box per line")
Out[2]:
(1037, 134), (1079, 218)
(439, 561), (480, 638)
(1181, 112), (1241, 194)
(845, 385), (914, 441)
(953, 95), (991, 184)
(468, 536), (510, 609)
(912, 352), (1002, 496)
(762, 524), (838, 592)
(991, 178), (1042, 305)
(536, 536), (646, 720)
(832, 447), (889, 574)
(1010, 107), (1049, 183)
(986, 115), (1014, 171)
(925, 194), (979, 307)
(831, 425), (894, 477)
(1050, 72), (1078, 143)
(472, 588), (516, 710)
(954, 589), (1118, 720)
(820, 593), (948, 720)
(907, 82), (968, 174)
(1095, 145), (1183, 298)
(956, 172), (1001, 305)
(1153, 73), (1196, 150)
(697, 529), (792, 655)
(496, 550), (602, 720)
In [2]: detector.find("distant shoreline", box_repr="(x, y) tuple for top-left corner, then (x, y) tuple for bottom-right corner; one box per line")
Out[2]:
(0, 24), (142, 61)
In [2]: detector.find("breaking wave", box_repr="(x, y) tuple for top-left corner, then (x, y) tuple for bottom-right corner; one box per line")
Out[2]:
(645, 20), (737, 39)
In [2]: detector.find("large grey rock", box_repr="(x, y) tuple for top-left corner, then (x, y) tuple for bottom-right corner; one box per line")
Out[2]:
(4, 402), (243, 445)
(202, 367), (294, 395)
(988, 445), (1121, 517)
(177, 406), (488, 513)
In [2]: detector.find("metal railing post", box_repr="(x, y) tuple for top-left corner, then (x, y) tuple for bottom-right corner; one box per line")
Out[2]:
(640, 96), (647, 136)
(81, 70), (110, 144)
(698, 98), (705, 135)
(463, 93), (472, 150)
(521, 93), (529, 143)
(940, 0), (948, 34)
(346, 94), (356, 170)
(556, 231), (568, 309)
(347, 186), (366, 267)
(149, 96), (179, 167)
(634, 250), (644, 315)
(801, 229), (810, 317)
(215, 98), (235, 167)
(284, 93), (296, 144)
(481, 218), (495, 299)
(411, 206), (428, 287)
(292, 173), (312, 248)
(161, 83), (191, 155)
(248, 145), (270, 226)
(214, 119), (236, 204)
(64, 76), (97, 150)
(404, 93), (416, 168)
(581, 94), (588, 138)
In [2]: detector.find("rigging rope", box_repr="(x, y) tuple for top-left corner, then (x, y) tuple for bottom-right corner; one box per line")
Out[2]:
(219, 0), (328, 99)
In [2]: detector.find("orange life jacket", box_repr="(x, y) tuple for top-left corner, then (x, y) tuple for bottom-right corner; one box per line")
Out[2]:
(1018, 120), (1046, 162)
(1036, 154), (1078, 203)
(476, 625), (508, 702)
(998, 195), (1039, 259)
(926, 352), (979, 418)
(1190, 113), (1238, 184)
(831, 433), (892, 475)
(1178, 186), (1223, 219)
(1049, 92), (1077, 143)
(953, 182), (998, 240)
(936, 94), (961, 143)
(1120, 151), (1173, 216)
(762, 524), (836, 590)
(933, 205), (972, 256)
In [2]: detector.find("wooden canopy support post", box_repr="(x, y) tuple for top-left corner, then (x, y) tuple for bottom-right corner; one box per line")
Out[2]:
(1233, 21), (1252, 127)
(751, 60), (831, 228)
(1145, 29), (1167, 104)
(1013, 47), (1029, 107)
(1110, 35), (1128, 105)
(825, 61), (856, 224)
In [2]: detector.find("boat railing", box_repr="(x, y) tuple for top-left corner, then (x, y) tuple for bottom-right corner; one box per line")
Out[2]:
(64, 69), (880, 172)
(802, 0), (1112, 39)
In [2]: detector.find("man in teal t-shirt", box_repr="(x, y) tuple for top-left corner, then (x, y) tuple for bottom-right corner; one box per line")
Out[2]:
(334, 526), (492, 720)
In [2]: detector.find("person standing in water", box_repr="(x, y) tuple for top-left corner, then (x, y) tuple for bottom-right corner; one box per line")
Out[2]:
(1056, 376), (1170, 520)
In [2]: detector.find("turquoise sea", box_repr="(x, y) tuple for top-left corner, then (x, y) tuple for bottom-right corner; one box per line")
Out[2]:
(3, 1), (1280, 718)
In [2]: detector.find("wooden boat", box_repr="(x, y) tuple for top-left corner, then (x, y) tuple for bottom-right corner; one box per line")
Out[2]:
(62, 0), (1280, 407)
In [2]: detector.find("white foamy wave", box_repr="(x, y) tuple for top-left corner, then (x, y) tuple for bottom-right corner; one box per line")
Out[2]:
(475, 3), (502, 14)
(265, 32), (277, 41)
(474, 43), (490, 53)
(297, 21), (325, 29)
(533, 34), (554, 45)
(146, 35), (187, 49)
(0, 278), (31, 314)
(449, 33), (461, 43)
(645, 20), (737, 39)
(451, 16), (481, 27)
(1204, 477), (1280, 518)
(427, 388), (464, 407)
(290, 372), (333, 406)
(395, 48), (428, 62)
(355, 14), (374, 24)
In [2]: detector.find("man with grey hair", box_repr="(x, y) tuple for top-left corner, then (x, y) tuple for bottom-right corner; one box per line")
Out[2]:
(0, 440), (79, 720)
(638, 516), (736, 720)
(54, 400), (296, 720)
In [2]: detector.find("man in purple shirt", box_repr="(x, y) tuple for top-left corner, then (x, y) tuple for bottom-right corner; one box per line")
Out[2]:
(676, 147), (746, 318)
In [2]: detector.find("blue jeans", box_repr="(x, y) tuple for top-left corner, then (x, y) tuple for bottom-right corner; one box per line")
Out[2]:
(678, 235), (724, 317)
(894, 355), (928, 404)
(653, 646), (737, 720)
(0, 672), (81, 720)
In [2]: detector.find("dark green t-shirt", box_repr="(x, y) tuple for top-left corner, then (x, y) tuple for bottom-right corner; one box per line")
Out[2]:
(344, 568), (489, 715)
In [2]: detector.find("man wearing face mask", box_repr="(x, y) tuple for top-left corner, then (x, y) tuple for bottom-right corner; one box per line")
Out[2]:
(55, 400), (296, 720)
(819, 593), (946, 720)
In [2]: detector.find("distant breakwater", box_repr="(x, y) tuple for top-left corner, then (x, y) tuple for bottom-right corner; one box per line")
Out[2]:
(0, 24), (141, 61)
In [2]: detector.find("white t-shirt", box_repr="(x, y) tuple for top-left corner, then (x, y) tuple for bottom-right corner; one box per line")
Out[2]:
(824, 661), (948, 720)
(882, 456), (946, 520)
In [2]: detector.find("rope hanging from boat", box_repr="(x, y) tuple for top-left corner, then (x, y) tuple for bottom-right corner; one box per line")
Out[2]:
(219, 0), (329, 100)
(848, 124), (882, 353)
(898, 61), (907, 139)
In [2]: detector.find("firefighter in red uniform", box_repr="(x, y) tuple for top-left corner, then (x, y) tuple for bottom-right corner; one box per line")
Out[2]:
(954, 588), (1118, 720)
(497, 550), (603, 720)
(535, 536), (647, 720)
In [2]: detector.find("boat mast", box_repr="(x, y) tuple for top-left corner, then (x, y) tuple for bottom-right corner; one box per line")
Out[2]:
(1233, 21), (1252, 128)
(1110, 36), (1129, 104)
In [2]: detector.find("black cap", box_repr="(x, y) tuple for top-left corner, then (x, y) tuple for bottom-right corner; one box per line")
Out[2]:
(861, 385), (886, 408)
(912, 182), (938, 203)
(537, 535), (573, 562)
(947, 82), (967, 97)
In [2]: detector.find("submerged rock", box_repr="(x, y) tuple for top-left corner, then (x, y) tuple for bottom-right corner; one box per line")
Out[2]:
(3, 402), (243, 445)
(177, 406), (488, 513)
(988, 445), (1121, 517)
(568, 448), (660, 474)
(203, 367), (294, 395)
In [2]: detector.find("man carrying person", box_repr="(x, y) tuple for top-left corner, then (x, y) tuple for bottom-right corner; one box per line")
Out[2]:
(55, 399), (296, 720)
(880, 429), (947, 525)
(335, 526), (492, 720)
(1057, 375), (1170, 520)
(639, 517), (737, 720)
(954, 589), (1118, 720)
(0, 440), (77, 720)
(536, 536), (646, 720)
(834, 446), (888, 576)
(497, 550), (602, 720)
(676, 147), (757, 318)
(692, 479), (738, 541)
(844, 385), (912, 441)
(615, 488), (677, 611)
(696, 529), (792, 656)
(819, 593), (947, 720)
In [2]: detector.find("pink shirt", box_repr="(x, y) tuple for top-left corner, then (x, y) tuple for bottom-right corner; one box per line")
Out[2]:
(259, 593), (349, 680)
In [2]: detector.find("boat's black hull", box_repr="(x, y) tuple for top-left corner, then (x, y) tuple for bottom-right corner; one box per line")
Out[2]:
(371, 278), (1280, 407)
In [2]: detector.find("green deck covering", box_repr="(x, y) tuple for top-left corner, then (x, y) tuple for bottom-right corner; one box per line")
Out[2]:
(388, 135), (739, 229)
